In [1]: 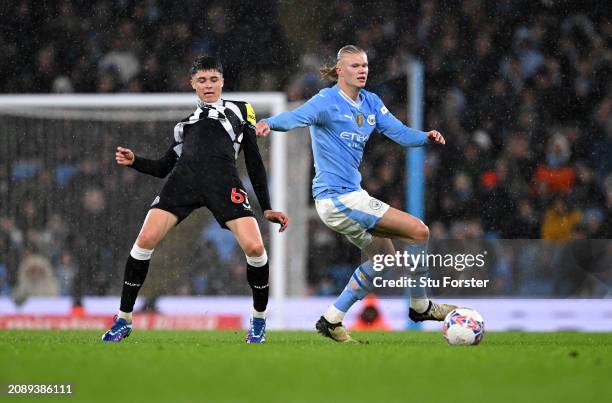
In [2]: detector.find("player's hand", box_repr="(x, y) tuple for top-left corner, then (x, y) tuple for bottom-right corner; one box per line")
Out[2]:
(427, 130), (445, 145)
(255, 121), (271, 137)
(115, 146), (135, 166)
(264, 210), (289, 232)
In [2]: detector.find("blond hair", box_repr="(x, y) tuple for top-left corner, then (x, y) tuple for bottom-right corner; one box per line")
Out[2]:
(319, 45), (366, 81)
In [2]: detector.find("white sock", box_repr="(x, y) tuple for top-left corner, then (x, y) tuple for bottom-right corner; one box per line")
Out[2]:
(323, 305), (345, 324)
(130, 244), (154, 260)
(410, 298), (430, 314)
(252, 309), (266, 319)
(246, 250), (268, 267)
(118, 311), (133, 322)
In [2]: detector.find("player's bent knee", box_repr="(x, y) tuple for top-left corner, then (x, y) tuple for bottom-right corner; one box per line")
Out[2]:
(243, 241), (265, 258)
(136, 230), (160, 250)
(414, 223), (430, 242)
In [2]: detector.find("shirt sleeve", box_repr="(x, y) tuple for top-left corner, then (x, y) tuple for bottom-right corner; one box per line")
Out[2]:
(374, 95), (429, 147)
(263, 93), (325, 131)
(241, 123), (272, 212)
(130, 145), (179, 178)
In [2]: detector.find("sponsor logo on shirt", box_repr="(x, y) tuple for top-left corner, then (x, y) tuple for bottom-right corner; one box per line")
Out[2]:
(339, 131), (370, 149)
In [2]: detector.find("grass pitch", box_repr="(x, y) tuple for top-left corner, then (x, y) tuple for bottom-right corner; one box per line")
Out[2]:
(1, 330), (611, 403)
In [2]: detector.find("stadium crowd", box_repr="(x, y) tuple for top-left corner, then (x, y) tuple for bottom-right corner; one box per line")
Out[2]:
(0, 0), (610, 301)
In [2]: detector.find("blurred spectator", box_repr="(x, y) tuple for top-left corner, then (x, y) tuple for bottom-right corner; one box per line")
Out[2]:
(478, 159), (517, 237)
(438, 172), (477, 223)
(541, 197), (583, 240)
(13, 254), (59, 304)
(591, 98), (612, 181)
(56, 250), (77, 296)
(504, 131), (535, 196)
(507, 198), (540, 239)
(532, 133), (576, 197)
(570, 161), (606, 210)
(98, 23), (142, 86)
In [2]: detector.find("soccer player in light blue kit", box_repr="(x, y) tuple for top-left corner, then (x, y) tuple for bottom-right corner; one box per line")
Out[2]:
(257, 45), (456, 342)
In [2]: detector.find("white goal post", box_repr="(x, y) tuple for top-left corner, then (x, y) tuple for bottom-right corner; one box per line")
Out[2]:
(0, 92), (291, 328)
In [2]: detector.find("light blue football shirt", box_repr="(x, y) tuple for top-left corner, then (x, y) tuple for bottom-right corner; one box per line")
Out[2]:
(264, 84), (429, 199)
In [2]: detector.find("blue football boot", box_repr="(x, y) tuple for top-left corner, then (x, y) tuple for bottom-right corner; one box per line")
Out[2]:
(245, 317), (266, 344)
(101, 315), (132, 342)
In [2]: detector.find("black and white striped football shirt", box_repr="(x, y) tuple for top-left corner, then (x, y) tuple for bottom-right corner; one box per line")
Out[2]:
(129, 99), (271, 211)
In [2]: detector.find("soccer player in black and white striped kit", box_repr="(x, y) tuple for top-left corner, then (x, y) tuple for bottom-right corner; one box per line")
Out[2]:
(102, 56), (288, 344)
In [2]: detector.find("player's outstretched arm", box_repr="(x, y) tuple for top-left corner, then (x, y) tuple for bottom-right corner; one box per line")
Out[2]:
(374, 94), (445, 147)
(116, 145), (179, 178)
(264, 210), (289, 232)
(256, 95), (324, 137)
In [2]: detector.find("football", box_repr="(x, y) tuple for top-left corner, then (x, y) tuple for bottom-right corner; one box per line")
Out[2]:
(443, 308), (485, 345)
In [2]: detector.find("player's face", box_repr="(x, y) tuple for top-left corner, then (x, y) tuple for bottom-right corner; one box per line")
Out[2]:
(191, 69), (224, 103)
(337, 52), (368, 89)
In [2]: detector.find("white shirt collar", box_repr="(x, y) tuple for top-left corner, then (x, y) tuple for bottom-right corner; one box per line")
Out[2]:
(197, 99), (224, 108)
(337, 87), (362, 108)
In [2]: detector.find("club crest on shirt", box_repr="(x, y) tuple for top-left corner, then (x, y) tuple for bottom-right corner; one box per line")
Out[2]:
(367, 114), (376, 125)
(356, 113), (364, 127)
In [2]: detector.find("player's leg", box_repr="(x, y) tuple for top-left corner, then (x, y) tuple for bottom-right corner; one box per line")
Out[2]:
(226, 216), (269, 316)
(102, 208), (178, 342)
(317, 236), (394, 343)
(370, 206), (429, 243)
(226, 216), (269, 343)
(119, 208), (178, 317)
(314, 191), (391, 342)
(327, 237), (394, 317)
(371, 207), (456, 321)
(207, 175), (269, 343)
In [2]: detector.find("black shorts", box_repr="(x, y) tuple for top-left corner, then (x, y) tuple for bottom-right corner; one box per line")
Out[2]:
(150, 168), (254, 228)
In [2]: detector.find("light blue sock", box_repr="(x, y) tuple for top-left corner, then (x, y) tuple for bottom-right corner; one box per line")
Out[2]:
(333, 261), (376, 313)
(406, 241), (430, 312)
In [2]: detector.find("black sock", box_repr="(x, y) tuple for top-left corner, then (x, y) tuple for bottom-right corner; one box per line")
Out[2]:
(119, 255), (150, 314)
(247, 262), (269, 313)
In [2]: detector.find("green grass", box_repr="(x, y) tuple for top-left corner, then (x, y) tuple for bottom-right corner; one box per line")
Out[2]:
(1, 331), (611, 403)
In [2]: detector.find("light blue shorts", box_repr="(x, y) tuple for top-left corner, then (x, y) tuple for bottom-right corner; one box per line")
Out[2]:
(315, 189), (390, 249)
